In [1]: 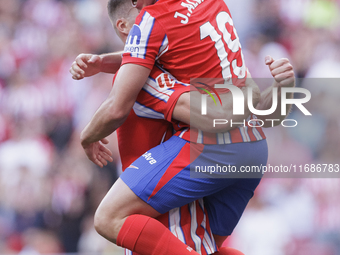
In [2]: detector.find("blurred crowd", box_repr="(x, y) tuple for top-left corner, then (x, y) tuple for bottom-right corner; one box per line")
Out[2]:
(0, 0), (339, 254)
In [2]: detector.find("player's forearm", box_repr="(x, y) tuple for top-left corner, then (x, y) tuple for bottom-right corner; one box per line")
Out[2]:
(256, 82), (294, 127)
(99, 52), (123, 74)
(174, 84), (257, 133)
(80, 100), (127, 145)
(192, 76), (260, 132)
(81, 64), (151, 145)
(197, 92), (249, 132)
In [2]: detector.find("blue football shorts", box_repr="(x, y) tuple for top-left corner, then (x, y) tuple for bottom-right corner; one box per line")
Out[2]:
(120, 136), (268, 236)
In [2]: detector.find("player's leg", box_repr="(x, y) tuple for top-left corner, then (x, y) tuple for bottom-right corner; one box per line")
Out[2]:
(111, 137), (261, 254)
(95, 137), (267, 254)
(94, 137), (202, 255)
(204, 177), (263, 246)
(94, 178), (159, 242)
(125, 197), (219, 255)
(94, 178), (201, 255)
(201, 140), (268, 248)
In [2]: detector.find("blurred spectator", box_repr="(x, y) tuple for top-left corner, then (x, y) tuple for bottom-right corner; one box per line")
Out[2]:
(230, 192), (292, 255)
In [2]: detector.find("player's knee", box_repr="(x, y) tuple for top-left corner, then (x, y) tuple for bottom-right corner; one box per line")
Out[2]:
(94, 207), (108, 237)
(94, 205), (121, 243)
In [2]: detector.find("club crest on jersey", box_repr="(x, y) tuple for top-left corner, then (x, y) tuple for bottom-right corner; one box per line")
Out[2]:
(156, 73), (176, 89)
(124, 24), (141, 53)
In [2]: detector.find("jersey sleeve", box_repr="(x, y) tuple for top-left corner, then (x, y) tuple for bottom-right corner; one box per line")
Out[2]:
(121, 10), (168, 70)
(162, 85), (190, 122)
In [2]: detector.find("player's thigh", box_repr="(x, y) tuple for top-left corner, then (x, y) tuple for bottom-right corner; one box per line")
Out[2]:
(95, 178), (160, 235)
(203, 140), (268, 236)
(97, 136), (191, 221)
(119, 136), (199, 213)
(204, 177), (262, 236)
(98, 177), (160, 217)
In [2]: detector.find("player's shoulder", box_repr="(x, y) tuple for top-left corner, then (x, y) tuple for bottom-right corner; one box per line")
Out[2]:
(144, 0), (174, 14)
(137, 0), (230, 26)
(137, 0), (170, 21)
(138, 0), (205, 22)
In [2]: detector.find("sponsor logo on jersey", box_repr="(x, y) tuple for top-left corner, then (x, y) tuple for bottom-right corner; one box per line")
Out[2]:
(142, 152), (157, 165)
(124, 24), (141, 53)
(156, 73), (176, 89)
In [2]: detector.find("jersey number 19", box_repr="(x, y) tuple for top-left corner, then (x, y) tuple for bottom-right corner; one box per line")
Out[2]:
(200, 11), (246, 79)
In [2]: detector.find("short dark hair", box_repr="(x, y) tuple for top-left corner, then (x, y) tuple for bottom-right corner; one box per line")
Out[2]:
(107, 0), (129, 20)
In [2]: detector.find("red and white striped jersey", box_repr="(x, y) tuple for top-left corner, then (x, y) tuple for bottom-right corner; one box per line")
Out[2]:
(115, 65), (190, 170)
(122, 0), (247, 81)
(122, 0), (266, 144)
(113, 71), (172, 170)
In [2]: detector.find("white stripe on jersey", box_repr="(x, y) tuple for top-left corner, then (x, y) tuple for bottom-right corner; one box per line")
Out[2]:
(125, 249), (133, 255)
(179, 128), (189, 138)
(169, 207), (186, 243)
(244, 126), (251, 141)
(252, 126), (262, 140)
(138, 12), (155, 59)
(248, 115), (263, 141)
(197, 130), (204, 144)
(189, 201), (202, 255)
(223, 131), (232, 144)
(198, 199), (217, 254)
(157, 34), (169, 60)
(239, 126), (250, 142)
(217, 133), (224, 145)
(133, 102), (164, 119)
(143, 78), (173, 102)
(160, 130), (168, 143)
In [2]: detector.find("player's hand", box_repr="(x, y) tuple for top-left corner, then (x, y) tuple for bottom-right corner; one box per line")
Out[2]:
(70, 54), (102, 80)
(81, 138), (113, 168)
(265, 56), (295, 88)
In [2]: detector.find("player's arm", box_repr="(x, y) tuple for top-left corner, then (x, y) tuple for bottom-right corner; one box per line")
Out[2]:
(173, 72), (261, 133)
(256, 56), (295, 127)
(70, 51), (123, 80)
(80, 64), (151, 167)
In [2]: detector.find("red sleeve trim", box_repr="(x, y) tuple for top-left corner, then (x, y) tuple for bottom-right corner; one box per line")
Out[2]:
(121, 55), (154, 70)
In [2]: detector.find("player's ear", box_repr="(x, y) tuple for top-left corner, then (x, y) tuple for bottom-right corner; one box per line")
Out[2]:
(116, 18), (130, 36)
